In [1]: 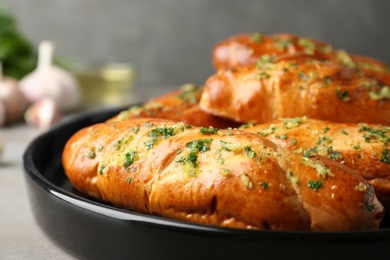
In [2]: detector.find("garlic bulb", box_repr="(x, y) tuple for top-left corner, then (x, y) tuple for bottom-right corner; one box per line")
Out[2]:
(0, 63), (29, 126)
(24, 97), (62, 131)
(19, 41), (81, 112)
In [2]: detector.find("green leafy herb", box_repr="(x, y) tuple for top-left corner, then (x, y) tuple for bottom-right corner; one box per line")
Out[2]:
(123, 150), (137, 169)
(176, 84), (199, 104)
(259, 182), (268, 189)
(336, 90), (351, 101)
(380, 149), (390, 164)
(144, 126), (177, 149)
(308, 179), (323, 191)
(250, 33), (264, 42)
(0, 5), (37, 79)
(84, 151), (96, 159)
(200, 126), (218, 135)
(244, 146), (257, 158)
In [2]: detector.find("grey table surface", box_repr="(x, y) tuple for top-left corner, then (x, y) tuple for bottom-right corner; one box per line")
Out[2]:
(0, 85), (177, 259)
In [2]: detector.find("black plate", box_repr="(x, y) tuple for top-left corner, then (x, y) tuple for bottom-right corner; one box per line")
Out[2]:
(23, 106), (390, 260)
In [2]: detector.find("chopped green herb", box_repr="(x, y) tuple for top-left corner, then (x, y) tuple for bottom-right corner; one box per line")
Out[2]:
(340, 129), (349, 135)
(176, 84), (198, 104)
(299, 71), (308, 81)
(308, 179), (323, 191)
(276, 134), (287, 140)
(114, 139), (122, 150)
(283, 117), (306, 129)
(215, 149), (224, 164)
(132, 126), (139, 134)
(97, 145), (104, 152)
(329, 150), (343, 160)
(244, 146), (257, 158)
(144, 126), (177, 148)
(144, 123), (157, 127)
(323, 76), (331, 84)
(297, 38), (315, 54)
(220, 140), (242, 152)
(99, 164), (106, 175)
(336, 90), (351, 101)
(186, 139), (212, 153)
(123, 150), (137, 169)
(274, 38), (292, 50)
(290, 138), (297, 145)
(364, 185), (376, 211)
(303, 147), (318, 158)
(200, 126), (218, 135)
(258, 124), (277, 136)
(127, 178), (132, 184)
(259, 182), (268, 189)
(239, 122), (254, 129)
(257, 71), (270, 80)
(84, 151), (96, 159)
(256, 55), (274, 68)
(322, 127), (330, 133)
(250, 33), (264, 42)
(317, 136), (332, 145)
(380, 149), (390, 164)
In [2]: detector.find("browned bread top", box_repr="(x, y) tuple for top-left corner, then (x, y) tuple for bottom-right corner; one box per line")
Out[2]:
(242, 117), (390, 206)
(108, 84), (239, 129)
(200, 55), (390, 125)
(212, 33), (390, 78)
(62, 118), (384, 231)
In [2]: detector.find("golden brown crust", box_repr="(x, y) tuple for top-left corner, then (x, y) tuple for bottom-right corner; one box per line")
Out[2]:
(200, 55), (390, 125)
(62, 118), (383, 231)
(242, 117), (390, 209)
(213, 33), (390, 77)
(107, 84), (239, 129)
(213, 33), (334, 70)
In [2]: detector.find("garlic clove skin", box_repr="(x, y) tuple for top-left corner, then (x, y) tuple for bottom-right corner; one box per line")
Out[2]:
(19, 41), (81, 112)
(24, 97), (63, 131)
(0, 76), (29, 125)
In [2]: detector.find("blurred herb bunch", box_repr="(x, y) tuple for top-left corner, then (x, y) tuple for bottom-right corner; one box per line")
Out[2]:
(0, 4), (37, 79)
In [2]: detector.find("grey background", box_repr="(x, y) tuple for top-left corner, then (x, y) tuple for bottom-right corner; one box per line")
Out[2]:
(2, 0), (390, 88)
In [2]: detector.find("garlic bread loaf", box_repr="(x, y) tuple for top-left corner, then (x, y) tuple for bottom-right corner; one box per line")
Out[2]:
(200, 55), (390, 125)
(108, 84), (238, 129)
(62, 118), (384, 231)
(243, 116), (390, 208)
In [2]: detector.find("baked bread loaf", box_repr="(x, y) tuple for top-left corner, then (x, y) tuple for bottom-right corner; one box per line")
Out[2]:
(108, 84), (239, 129)
(212, 33), (390, 77)
(62, 118), (384, 231)
(200, 54), (390, 125)
(213, 33), (334, 70)
(242, 116), (390, 209)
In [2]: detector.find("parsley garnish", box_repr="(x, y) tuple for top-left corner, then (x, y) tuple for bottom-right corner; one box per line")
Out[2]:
(123, 150), (137, 169)
(244, 146), (257, 158)
(380, 149), (390, 164)
(308, 179), (323, 191)
(200, 126), (218, 135)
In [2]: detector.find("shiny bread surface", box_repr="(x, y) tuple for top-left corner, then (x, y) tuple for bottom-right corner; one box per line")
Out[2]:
(243, 117), (390, 208)
(62, 118), (383, 231)
(200, 55), (390, 125)
(108, 84), (239, 129)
